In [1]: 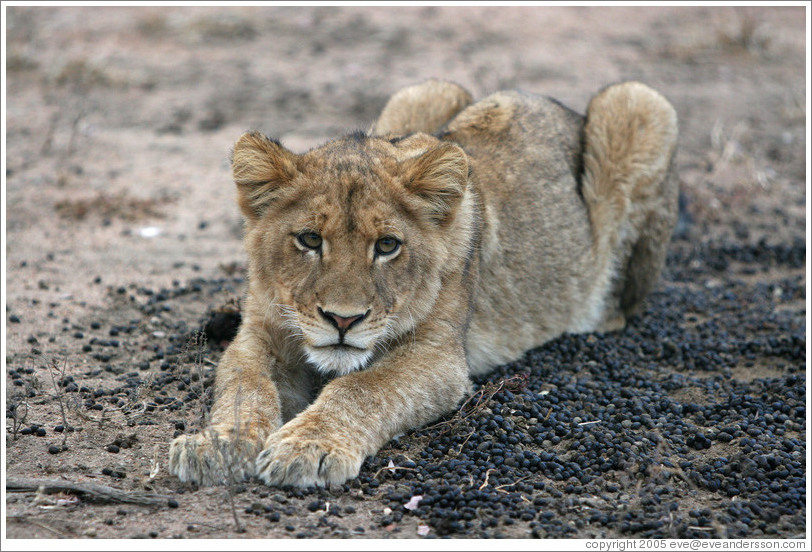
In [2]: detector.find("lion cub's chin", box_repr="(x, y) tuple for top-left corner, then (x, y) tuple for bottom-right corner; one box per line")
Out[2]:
(304, 345), (374, 377)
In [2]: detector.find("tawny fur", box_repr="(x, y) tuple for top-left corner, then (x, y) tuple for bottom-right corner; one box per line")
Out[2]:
(169, 80), (679, 487)
(370, 79), (473, 136)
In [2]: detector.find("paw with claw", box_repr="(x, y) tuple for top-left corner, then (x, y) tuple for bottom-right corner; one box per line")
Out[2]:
(169, 427), (260, 486)
(255, 422), (364, 488)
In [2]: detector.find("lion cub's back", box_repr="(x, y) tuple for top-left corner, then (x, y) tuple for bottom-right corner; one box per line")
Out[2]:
(443, 91), (602, 375)
(443, 89), (584, 184)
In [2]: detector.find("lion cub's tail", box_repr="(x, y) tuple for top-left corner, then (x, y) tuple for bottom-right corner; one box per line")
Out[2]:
(581, 81), (679, 318)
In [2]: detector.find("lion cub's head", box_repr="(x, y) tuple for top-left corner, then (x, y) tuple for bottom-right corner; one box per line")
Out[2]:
(232, 131), (474, 376)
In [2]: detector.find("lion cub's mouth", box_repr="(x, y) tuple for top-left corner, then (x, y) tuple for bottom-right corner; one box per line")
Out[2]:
(317, 343), (366, 351)
(304, 343), (374, 377)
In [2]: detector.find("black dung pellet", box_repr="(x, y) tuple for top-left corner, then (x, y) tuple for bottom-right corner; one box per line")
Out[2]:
(306, 500), (325, 512)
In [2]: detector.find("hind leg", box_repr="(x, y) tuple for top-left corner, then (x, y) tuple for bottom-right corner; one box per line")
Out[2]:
(617, 169), (679, 317)
(369, 80), (473, 136)
(582, 81), (680, 329)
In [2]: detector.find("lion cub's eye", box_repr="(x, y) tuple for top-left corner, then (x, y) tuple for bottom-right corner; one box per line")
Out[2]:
(297, 232), (323, 250)
(375, 237), (401, 257)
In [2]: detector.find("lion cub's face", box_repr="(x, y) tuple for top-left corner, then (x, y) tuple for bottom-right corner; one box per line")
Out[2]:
(232, 132), (469, 376)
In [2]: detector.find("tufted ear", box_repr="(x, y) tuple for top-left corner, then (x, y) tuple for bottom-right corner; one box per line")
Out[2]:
(401, 143), (469, 224)
(232, 131), (299, 220)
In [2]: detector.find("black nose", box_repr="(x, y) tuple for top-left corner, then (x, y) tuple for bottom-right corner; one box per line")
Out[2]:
(318, 308), (368, 340)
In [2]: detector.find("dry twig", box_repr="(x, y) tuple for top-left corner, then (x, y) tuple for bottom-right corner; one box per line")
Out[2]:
(6, 478), (170, 506)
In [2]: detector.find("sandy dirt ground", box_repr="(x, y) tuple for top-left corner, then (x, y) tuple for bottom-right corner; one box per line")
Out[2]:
(3, 4), (808, 543)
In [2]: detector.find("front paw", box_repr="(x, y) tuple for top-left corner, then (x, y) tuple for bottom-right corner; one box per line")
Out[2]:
(169, 428), (259, 486)
(255, 426), (364, 488)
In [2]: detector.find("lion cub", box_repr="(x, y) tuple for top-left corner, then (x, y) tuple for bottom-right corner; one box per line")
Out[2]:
(169, 80), (678, 488)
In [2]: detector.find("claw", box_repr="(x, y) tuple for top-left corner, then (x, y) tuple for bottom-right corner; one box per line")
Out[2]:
(254, 432), (363, 488)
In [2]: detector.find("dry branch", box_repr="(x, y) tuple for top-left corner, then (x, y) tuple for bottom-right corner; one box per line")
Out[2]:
(6, 477), (170, 506)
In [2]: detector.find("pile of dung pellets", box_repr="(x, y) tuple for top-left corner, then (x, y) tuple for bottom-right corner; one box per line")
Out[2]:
(350, 236), (806, 538)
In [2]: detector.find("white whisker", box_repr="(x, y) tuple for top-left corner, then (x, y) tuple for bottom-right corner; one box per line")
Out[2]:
(406, 305), (417, 349)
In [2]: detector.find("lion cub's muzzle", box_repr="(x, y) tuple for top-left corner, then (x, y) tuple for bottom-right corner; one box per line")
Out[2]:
(317, 306), (370, 344)
(302, 305), (379, 376)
